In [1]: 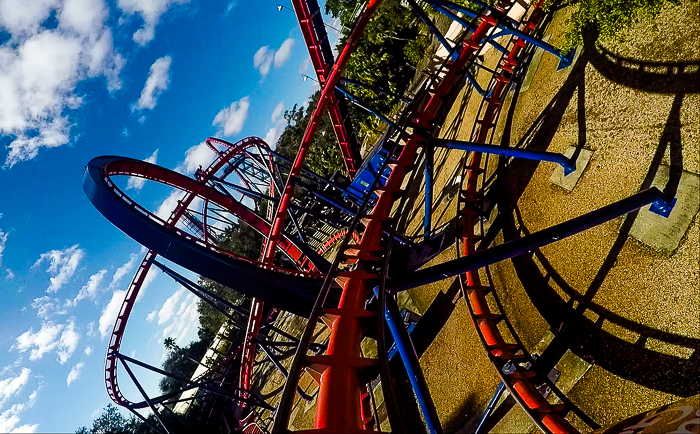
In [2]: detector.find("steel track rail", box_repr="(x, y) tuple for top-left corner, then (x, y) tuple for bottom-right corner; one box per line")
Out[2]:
(452, 3), (598, 433)
(269, 3), (510, 431)
(90, 138), (324, 409)
(291, 0), (360, 176)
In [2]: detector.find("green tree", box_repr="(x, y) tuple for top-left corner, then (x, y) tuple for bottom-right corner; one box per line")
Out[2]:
(158, 337), (212, 395)
(75, 404), (144, 434)
(561, 0), (690, 49)
(324, 0), (421, 144)
(275, 93), (346, 177)
(77, 404), (170, 434)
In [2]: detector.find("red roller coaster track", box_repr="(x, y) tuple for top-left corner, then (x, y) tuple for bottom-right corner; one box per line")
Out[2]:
(291, 0), (360, 177)
(99, 137), (323, 408)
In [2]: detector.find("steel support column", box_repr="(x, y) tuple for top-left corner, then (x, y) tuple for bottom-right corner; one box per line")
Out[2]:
(436, 139), (577, 175)
(424, 142), (434, 239)
(394, 187), (675, 291)
(377, 288), (442, 433)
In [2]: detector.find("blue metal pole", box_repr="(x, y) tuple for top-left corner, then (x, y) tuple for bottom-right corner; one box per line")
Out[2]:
(295, 179), (359, 215)
(487, 27), (575, 70)
(256, 341), (314, 401)
(375, 288), (443, 434)
(465, 72), (487, 97)
(339, 77), (413, 103)
(424, 143), (434, 240)
(436, 139), (577, 175)
(405, 0), (459, 61)
(393, 187), (675, 291)
(335, 86), (401, 130)
(475, 382), (506, 434)
(427, 0), (575, 69)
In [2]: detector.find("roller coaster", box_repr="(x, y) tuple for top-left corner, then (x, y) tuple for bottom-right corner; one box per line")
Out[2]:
(82, 0), (699, 433)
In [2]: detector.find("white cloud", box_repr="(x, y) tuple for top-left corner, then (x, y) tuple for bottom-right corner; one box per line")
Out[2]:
(253, 46), (273, 78)
(155, 190), (186, 221)
(0, 368), (30, 407)
(0, 230), (8, 267)
(117, 0), (190, 45)
(98, 290), (126, 338)
(59, 0), (108, 36)
(175, 141), (214, 174)
(263, 124), (284, 148)
(66, 362), (84, 386)
(146, 310), (156, 322)
(5, 269), (14, 281)
(57, 320), (80, 364)
(298, 58), (310, 75)
(30, 296), (66, 320)
(126, 149), (159, 191)
(0, 0), (57, 35)
(86, 321), (96, 338)
(132, 56), (172, 113)
(274, 38), (294, 68)
(12, 319), (78, 363)
(32, 245), (84, 293)
(14, 323), (63, 361)
(9, 423), (38, 433)
(264, 101), (286, 147)
(84, 346), (93, 356)
(213, 96), (250, 137)
(162, 292), (198, 345)
(0, 0), (124, 168)
(0, 388), (38, 433)
(224, 0), (238, 16)
(253, 38), (294, 79)
(139, 267), (158, 296)
(270, 101), (284, 123)
(71, 269), (107, 305)
(157, 287), (184, 325)
(108, 253), (139, 289)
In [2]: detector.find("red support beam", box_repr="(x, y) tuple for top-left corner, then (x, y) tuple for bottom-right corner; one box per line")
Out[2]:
(263, 0), (384, 265)
(291, 0), (359, 177)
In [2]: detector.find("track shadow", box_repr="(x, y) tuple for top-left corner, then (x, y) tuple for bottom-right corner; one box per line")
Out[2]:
(497, 89), (696, 395)
(484, 31), (591, 215)
(583, 26), (700, 94)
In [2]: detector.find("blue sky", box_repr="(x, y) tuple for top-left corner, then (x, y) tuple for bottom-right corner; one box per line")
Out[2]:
(0, 0), (336, 431)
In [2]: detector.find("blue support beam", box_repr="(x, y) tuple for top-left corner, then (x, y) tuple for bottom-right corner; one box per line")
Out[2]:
(339, 77), (413, 103)
(426, 0), (575, 69)
(405, 0), (459, 61)
(392, 187), (675, 292)
(475, 383), (506, 434)
(424, 143), (434, 240)
(375, 288), (443, 434)
(436, 139), (577, 175)
(486, 28), (575, 70)
(335, 86), (401, 130)
(465, 71), (488, 97)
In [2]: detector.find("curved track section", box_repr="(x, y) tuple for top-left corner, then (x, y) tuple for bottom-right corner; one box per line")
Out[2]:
(453, 5), (597, 432)
(291, 0), (360, 176)
(87, 138), (328, 409)
(271, 2), (514, 432)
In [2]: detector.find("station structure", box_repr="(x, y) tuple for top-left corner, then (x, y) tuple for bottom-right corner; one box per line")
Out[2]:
(82, 0), (699, 432)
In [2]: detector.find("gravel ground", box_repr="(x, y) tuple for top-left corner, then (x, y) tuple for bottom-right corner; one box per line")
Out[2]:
(252, 1), (699, 432)
(399, 0), (699, 432)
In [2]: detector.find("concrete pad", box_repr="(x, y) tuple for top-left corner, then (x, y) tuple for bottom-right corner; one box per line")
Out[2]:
(629, 165), (700, 255)
(519, 36), (549, 93)
(550, 146), (594, 191)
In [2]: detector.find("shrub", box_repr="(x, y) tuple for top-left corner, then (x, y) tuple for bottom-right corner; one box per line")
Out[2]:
(561, 0), (688, 49)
